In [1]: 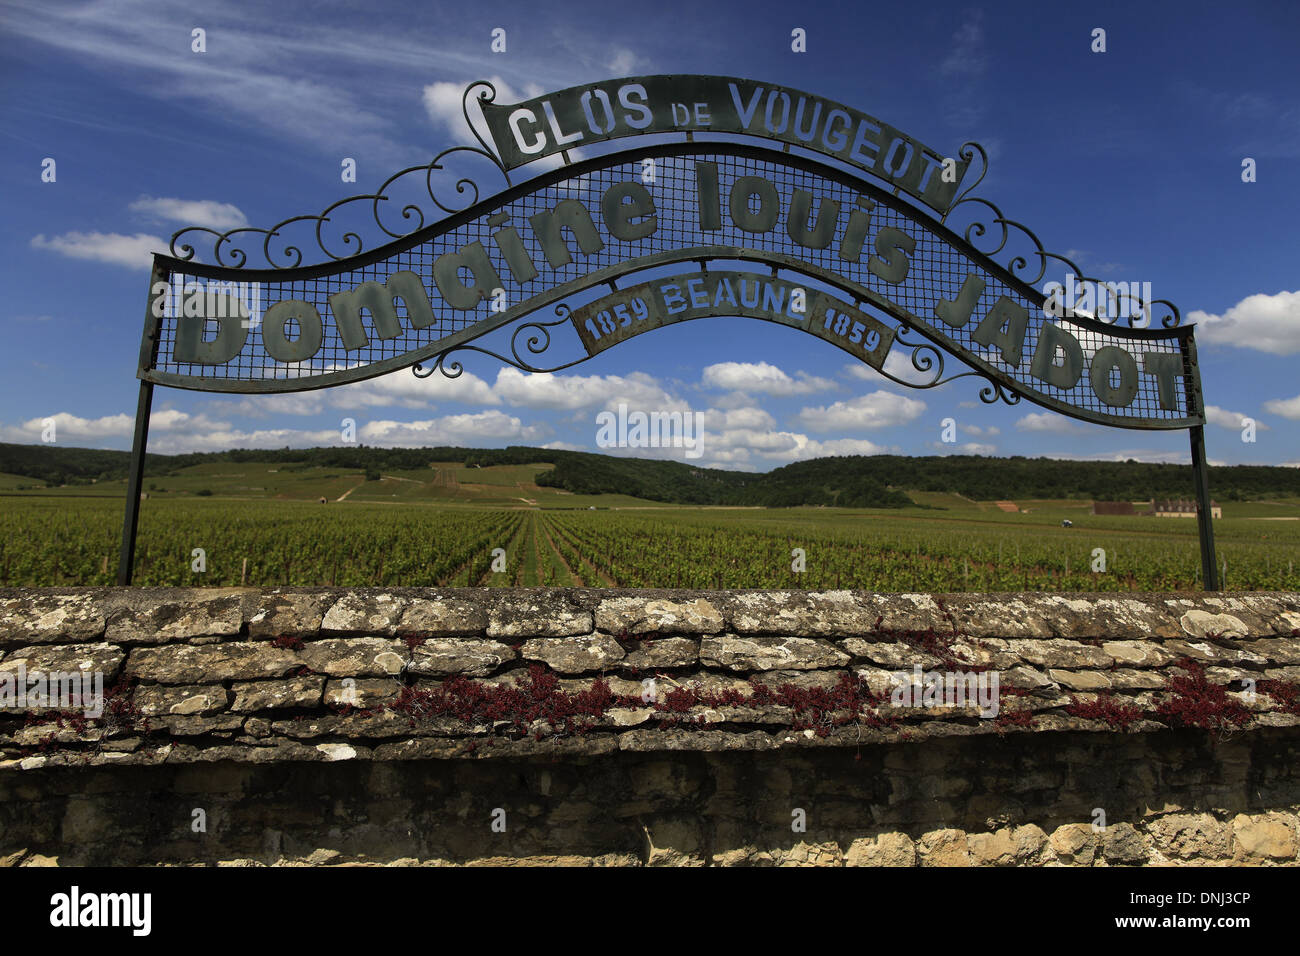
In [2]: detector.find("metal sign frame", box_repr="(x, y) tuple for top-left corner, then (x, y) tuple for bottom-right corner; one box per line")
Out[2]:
(118, 76), (1219, 589)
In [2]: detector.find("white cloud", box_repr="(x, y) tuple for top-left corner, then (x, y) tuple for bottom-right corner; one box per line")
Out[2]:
(1, 408), (235, 444)
(359, 410), (547, 446)
(927, 441), (997, 456)
(208, 368), (500, 418)
(5, 412), (133, 442)
(780, 436), (893, 460)
(147, 427), (343, 454)
(147, 409), (234, 432)
(843, 350), (937, 387)
(30, 231), (164, 269)
(710, 406), (777, 431)
(1190, 290), (1300, 354)
(1204, 405), (1268, 430)
(606, 48), (643, 76)
(423, 75), (544, 140)
(129, 196), (248, 231)
(1263, 394), (1300, 420)
(701, 431), (895, 465)
(962, 423), (1000, 437)
(4, 2), (644, 178)
(206, 394), (331, 419)
(494, 367), (679, 412)
(707, 427), (801, 456)
(796, 391), (926, 431)
(1043, 449), (1194, 465)
(703, 361), (836, 396)
(1015, 412), (1090, 434)
(940, 10), (986, 77)
(336, 368), (499, 410)
(3, 2), (432, 167)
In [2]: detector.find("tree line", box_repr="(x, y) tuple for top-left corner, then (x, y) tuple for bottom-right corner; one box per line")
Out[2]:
(2, 442), (1297, 507)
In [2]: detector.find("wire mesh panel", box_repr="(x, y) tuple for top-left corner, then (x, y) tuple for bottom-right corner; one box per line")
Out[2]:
(142, 144), (1198, 429)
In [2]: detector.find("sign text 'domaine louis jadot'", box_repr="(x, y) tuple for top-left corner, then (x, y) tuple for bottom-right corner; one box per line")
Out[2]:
(125, 74), (1217, 587)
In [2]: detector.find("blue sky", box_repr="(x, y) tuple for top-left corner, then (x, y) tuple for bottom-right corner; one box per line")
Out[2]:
(2, 0), (1298, 471)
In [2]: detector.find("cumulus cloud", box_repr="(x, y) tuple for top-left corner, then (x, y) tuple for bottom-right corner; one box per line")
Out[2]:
(1044, 449), (1195, 465)
(1190, 290), (1300, 354)
(155, 412), (548, 453)
(709, 406), (777, 431)
(927, 441), (997, 456)
(1263, 394), (1300, 420)
(842, 350), (937, 387)
(147, 427), (343, 454)
(702, 361), (836, 396)
(1204, 405), (1268, 430)
(1015, 412), (1090, 434)
(336, 369), (499, 410)
(30, 231), (164, 269)
(779, 436), (894, 460)
(696, 432), (895, 468)
(0, 409), (234, 444)
(795, 391), (926, 431)
(129, 196), (248, 231)
(422, 75), (544, 140)
(359, 411), (547, 447)
(2, 412), (133, 442)
(493, 367), (680, 412)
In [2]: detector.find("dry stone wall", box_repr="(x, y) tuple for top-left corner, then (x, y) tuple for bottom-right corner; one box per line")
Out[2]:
(2, 587), (1299, 866)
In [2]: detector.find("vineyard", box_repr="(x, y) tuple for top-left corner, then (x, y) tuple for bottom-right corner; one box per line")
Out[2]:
(2, 496), (1297, 591)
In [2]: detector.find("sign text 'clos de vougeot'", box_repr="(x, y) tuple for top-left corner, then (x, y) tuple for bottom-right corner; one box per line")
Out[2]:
(123, 75), (1216, 588)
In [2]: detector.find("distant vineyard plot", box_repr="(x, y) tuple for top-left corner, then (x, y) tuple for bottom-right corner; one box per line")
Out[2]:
(3, 494), (1296, 591)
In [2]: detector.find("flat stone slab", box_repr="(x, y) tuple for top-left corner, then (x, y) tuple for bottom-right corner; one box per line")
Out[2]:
(0, 587), (1296, 768)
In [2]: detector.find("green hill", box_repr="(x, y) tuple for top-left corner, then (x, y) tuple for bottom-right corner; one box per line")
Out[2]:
(2, 441), (1297, 509)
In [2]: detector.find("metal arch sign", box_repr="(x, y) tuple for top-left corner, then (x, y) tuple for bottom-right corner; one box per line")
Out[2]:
(475, 75), (970, 213)
(139, 144), (1200, 430)
(120, 75), (1219, 589)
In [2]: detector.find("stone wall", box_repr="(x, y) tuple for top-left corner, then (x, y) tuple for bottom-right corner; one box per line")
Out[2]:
(2, 587), (1299, 866)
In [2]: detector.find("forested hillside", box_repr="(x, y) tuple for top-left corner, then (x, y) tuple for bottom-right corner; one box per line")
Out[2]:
(2, 442), (1298, 507)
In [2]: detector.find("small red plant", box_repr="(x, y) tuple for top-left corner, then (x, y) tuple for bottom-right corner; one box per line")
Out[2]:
(1155, 658), (1250, 733)
(1065, 692), (1145, 730)
(994, 685), (1037, 733)
(1258, 679), (1300, 716)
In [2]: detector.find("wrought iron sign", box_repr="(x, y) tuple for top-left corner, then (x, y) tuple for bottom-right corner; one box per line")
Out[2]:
(120, 75), (1219, 589)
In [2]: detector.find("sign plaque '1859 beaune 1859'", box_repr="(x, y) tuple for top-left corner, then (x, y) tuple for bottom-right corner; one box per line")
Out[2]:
(119, 75), (1220, 589)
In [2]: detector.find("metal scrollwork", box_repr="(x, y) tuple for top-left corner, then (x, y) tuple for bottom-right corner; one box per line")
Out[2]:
(413, 305), (587, 380)
(942, 141), (1181, 330)
(875, 323), (944, 389)
(863, 322), (1023, 409)
(170, 81), (510, 269)
(978, 379), (1022, 407)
